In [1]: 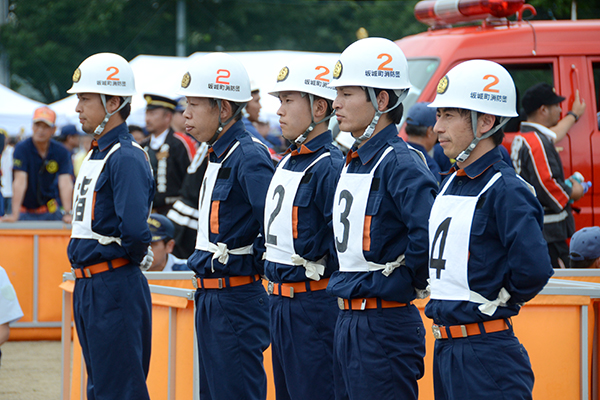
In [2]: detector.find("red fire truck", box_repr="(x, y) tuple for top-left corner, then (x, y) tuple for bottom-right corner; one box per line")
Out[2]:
(397, 0), (600, 229)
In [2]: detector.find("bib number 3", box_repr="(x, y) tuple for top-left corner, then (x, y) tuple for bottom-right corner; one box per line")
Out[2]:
(335, 190), (353, 253)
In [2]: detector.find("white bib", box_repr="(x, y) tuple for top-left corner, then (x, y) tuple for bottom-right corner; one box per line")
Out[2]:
(334, 147), (403, 274)
(429, 171), (511, 316)
(71, 142), (148, 246)
(264, 153), (330, 279)
(195, 142), (253, 269)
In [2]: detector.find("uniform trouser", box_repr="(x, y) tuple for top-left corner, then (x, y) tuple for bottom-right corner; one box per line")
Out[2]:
(333, 304), (426, 400)
(270, 288), (341, 400)
(433, 328), (534, 400)
(195, 280), (270, 400)
(73, 265), (152, 400)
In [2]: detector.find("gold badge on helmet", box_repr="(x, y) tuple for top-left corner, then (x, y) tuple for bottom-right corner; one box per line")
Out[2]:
(181, 72), (191, 89)
(437, 75), (449, 94)
(277, 67), (289, 82)
(333, 61), (343, 79)
(72, 68), (81, 83)
(46, 160), (59, 174)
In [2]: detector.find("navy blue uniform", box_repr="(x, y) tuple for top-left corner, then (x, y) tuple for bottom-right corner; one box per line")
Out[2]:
(187, 120), (274, 400)
(327, 123), (438, 400)
(13, 137), (72, 220)
(425, 147), (554, 400)
(68, 123), (155, 400)
(265, 131), (344, 400)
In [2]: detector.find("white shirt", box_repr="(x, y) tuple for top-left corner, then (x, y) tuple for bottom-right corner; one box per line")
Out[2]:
(149, 129), (169, 151)
(1, 146), (14, 198)
(0, 266), (24, 325)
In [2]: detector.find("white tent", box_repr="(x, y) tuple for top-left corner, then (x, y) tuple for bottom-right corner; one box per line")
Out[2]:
(50, 50), (340, 131)
(0, 83), (45, 136)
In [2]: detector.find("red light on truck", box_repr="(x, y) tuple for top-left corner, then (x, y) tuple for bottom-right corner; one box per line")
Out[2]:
(415, 0), (525, 28)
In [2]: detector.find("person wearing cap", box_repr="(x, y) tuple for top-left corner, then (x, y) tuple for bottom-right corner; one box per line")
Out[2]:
(129, 124), (149, 145)
(170, 96), (189, 134)
(511, 82), (588, 268)
(66, 52), (155, 400)
(405, 102), (442, 183)
(179, 52), (275, 400)
(569, 226), (600, 269)
(264, 56), (344, 400)
(56, 124), (83, 155)
(0, 107), (74, 223)
(147, 213), (189, 271)
(326, 38), (437, 399)
(143, 94), (197, 215)
(425, 60), (553, 399)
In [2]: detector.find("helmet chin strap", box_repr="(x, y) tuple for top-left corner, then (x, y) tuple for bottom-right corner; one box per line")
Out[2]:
(208, 99), (247, 146)
(294, 93), (335, 146)
(455, 111), (510, 163)
(94, 95), (132, 136)
(353, 87), (408, 148)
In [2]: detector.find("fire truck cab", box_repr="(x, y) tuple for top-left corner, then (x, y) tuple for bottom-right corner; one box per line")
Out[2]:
(397, 0), (600, 229)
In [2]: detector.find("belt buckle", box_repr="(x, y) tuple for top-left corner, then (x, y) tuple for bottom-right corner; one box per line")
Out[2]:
(289, 286), (294, 299)
(267, 281), (274, 295)
(218, 278), (224, 289)
(192, 276), (199, 289)
(71, 267), (77, 280)
(432, 324), (442, 340)
(337, 297), (345, 310)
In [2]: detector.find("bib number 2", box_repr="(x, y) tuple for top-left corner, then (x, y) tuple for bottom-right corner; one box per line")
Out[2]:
(266, 185), (285, 245)
(335, 190), (353, 253)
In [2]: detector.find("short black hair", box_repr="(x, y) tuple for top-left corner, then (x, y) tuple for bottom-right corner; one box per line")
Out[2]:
(570, 258), (597, 269)
(405, 124), (428, 138)
(106, 96), (131, 120)
(365, 88), (404, 125)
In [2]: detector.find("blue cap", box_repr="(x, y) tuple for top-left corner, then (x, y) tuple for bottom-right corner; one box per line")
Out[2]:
(406, 102), (437, 128)
(569, 227), (600, 261)
(60, 124), (83, 138)
(174, 96), (187, 112)
(148, 214), (175, 242)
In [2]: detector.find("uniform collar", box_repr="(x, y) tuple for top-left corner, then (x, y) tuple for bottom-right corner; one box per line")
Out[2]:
(96, 123), (128, 152)
(450, 146), (503, 178)
(286, 130), (333, 156)
(347, 123), (397, 166)
(210, 120), (245, 159)
(520, 121), (557, 141)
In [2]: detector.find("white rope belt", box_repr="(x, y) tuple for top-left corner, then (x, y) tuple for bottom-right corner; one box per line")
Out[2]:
(91, 232), (122, 246)
(207, 242), (253, 272)
(469, 287), (511, 316)
(365, 254), (405, 277)
(290, 254), (327, 281)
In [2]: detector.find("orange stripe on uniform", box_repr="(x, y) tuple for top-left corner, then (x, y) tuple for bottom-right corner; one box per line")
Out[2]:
(210, 201), (220, 234)
(92, 191), (96, 221)
(522, 133), (569, 208)
(363, 215), (372, 251)
(292, 206), (299, 239)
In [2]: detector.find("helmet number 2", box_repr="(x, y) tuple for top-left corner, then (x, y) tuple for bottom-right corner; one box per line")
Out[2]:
(482, 74), (500, 93)
(216, 69), (231, 85)
(314, 66), (330, 82)
(377, 53), (393, 71)
(106, 67), (120, 81)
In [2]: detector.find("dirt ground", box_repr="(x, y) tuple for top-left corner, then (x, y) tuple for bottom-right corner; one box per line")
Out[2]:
(0, 341), (62, 400)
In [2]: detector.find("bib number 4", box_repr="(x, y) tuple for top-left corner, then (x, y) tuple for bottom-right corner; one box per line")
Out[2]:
(430, 217), (451, 279)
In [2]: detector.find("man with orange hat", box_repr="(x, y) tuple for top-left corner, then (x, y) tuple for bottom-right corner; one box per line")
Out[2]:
(0, 106), (73, 222)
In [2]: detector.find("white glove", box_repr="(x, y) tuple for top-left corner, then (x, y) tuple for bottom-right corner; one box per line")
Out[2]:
(140, 246), (154, 271)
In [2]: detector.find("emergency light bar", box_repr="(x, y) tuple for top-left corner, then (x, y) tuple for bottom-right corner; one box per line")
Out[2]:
(415, 0), (525, 28)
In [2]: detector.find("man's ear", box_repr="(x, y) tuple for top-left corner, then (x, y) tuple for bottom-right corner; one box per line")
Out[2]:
(106, 96), (122, 114)
(376, 90), (390, 112)
(477, 114), (496, 137)
(220, 100), (234, 120)
(166, 239), (176, 254)
(313, 98), (329, 119)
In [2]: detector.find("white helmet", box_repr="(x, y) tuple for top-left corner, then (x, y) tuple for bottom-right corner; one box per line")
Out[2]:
(67, 53), (136, 136)
(67, 53), (136, 96)
(429, 60), (517, 162)
(268, 55), (337, 101)
(269, 55), (337, 145)
(177, 52), (252, 103)
(328, 37), (411, 90)
(329, 37), (411, 146)
(429, 59), (517, 118)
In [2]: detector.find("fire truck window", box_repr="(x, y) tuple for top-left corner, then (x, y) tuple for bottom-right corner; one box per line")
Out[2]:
(403, 58), (440, 114)
(593, 62), (600, 129)
(503, 63), (554, 133)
